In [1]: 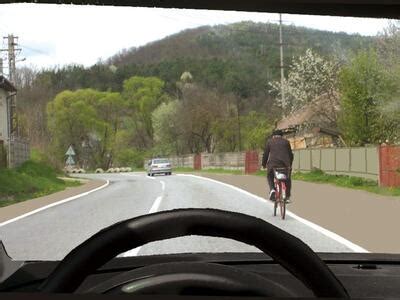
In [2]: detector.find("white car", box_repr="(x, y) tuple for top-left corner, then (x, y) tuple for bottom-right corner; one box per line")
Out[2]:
(146, 158), (172, 176)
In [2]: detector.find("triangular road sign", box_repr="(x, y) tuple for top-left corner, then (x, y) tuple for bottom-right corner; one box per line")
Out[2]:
(66, 156), (75, 165)
(65, 145), (76, 156)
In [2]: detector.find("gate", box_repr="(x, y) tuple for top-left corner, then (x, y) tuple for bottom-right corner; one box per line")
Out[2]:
(245, 150), (259, 174)
(194, 154), (202, 170)
(379, 145), (400, 187)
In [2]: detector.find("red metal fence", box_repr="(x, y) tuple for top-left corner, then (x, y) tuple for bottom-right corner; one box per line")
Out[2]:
(379, 145), (400, 187)
(245, 150), (259, 174)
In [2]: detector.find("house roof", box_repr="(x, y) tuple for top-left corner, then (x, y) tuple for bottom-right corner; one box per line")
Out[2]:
(0, 75), (17, 93)
(276, 93), (339, 130)
(276, 105), (314, 130)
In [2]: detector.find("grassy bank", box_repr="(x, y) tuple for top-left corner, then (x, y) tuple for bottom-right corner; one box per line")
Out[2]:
(174, 167), (400, 197)
(173, 167), (244, 175)
(291, 169), (400, 197)
(0, 161), (81, 208)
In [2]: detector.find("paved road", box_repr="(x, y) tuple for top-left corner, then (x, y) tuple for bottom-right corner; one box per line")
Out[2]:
(0, 173), (356, 261)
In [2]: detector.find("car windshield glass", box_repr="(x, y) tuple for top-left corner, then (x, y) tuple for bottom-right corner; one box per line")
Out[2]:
(153, 159), (169, 164)
(0, 3), (399, 261)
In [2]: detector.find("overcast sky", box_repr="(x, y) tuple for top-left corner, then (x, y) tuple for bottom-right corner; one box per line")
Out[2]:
(0, 4), (393, 70)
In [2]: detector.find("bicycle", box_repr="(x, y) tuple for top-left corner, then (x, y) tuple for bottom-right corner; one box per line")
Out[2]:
(273, 167), (291, 220)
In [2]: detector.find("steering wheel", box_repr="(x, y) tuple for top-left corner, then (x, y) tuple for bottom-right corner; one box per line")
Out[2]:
(39, 209), (349, 297)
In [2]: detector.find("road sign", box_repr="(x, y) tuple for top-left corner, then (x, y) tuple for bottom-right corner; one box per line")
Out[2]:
(65, 145), (76, 156)
(66, 156), (75, 166)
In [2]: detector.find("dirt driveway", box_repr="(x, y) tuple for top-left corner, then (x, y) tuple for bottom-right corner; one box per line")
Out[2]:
(197, 173), (400, 253)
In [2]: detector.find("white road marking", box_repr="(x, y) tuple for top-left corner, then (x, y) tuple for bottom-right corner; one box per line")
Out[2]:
(0, 180), (110, 228)
(122, 195), (164, 257)
(146, 176), (156, 180)
(160, 180), (166, 191)
(176, 174), (368, 253)
(149, 196), (163, 214)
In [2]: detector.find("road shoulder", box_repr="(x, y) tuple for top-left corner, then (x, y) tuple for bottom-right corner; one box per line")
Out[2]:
(192, 173), (400, 253)
(0, 179), (106, 223)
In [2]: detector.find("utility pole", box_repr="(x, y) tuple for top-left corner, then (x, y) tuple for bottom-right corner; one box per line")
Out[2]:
(279, 13), (285, 109)
(1, 34), (21, 137)
(7, 34), (17, 83)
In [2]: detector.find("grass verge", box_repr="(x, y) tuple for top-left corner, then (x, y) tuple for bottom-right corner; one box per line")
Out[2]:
(0, 161), (81, 208)
(176, 167), (400, 197)
(291, 169), (400, 197)
(174, 167), (244, 175)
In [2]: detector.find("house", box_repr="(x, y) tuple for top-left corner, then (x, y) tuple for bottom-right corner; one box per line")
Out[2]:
(276, 94), (345, 149)
(0, 75), (16, 167)
(0, 74), (29, 168)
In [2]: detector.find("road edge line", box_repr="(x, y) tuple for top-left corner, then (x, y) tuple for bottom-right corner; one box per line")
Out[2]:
(0, 180), (110, 227)
(177, 173), (369, 253)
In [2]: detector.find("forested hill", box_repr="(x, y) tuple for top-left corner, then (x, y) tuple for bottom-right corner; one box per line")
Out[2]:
(110, 21), (371, 67)
(106, 21), (373, 93)
(16, 21), (376, 165)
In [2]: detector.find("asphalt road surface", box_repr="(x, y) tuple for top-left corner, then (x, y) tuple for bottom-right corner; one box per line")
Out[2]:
(0, 173), (359, 261)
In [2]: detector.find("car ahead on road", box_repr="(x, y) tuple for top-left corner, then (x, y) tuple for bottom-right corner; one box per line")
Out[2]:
(146, 158), (172, 176)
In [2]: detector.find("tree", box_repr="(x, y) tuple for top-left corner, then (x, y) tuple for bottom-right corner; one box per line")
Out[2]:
(241, 112), (274, 150)
(179, 83), (230, 153)
(152, 100), (185, 155)
(269, 49), (340, 122)
(376, 21), (400, 69)
(47, 89), (125, 169)
(122, 76), (168, 148)
(338, 50), (397, 146)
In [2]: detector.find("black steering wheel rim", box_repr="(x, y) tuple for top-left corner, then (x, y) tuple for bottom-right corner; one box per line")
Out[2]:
(40, 208), (349, 298)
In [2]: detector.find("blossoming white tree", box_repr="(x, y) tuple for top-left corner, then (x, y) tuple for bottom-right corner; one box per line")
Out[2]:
(269, 49), (340, 124)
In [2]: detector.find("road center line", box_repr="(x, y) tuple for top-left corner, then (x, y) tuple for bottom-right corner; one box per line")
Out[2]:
(176, 173), (368, 253)
(123, 176), (165, 257)
(121, 194), (164, 257)
(0, 180), (110, 228)
(149, 196), (163, 214)
(160, 180), (166, 191)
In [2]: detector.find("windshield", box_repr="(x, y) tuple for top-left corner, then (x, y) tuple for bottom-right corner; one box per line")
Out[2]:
(0, 4), (399, 261)
(153, 159), (169, 164)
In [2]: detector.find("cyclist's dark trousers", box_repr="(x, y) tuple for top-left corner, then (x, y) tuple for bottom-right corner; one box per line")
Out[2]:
(267, 169), (291, 198)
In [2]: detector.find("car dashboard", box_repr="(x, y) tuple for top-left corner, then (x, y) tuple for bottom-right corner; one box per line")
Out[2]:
(1, 250), (400, 299)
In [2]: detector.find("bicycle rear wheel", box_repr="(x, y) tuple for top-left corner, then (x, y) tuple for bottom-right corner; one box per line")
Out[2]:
(273, 182), (279, 216)
(279, 182), (286, 220)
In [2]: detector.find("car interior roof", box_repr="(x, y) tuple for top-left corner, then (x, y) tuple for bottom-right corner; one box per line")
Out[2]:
(3, 0), (400, 19)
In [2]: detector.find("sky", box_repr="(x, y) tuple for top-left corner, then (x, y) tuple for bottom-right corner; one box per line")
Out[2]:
(0, 3), (394, 70)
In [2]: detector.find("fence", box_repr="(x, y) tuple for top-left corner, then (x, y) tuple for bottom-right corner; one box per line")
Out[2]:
(156, 145), (400, 187)
(201, 152), (245, 170)
(9, 138), (30, 168)
(168, 154), (194, 169)
(0, 141), (6, 168)
(292, 147), (379, 181)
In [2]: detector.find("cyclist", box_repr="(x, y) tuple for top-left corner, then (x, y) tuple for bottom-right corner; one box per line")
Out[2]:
(262, 129), (294, 202)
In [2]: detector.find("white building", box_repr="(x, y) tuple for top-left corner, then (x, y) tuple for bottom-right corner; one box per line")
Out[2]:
(0, 75), (17, 167)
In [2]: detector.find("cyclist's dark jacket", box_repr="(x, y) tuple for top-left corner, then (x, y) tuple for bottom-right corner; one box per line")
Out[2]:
(262, 136), (294, 169)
